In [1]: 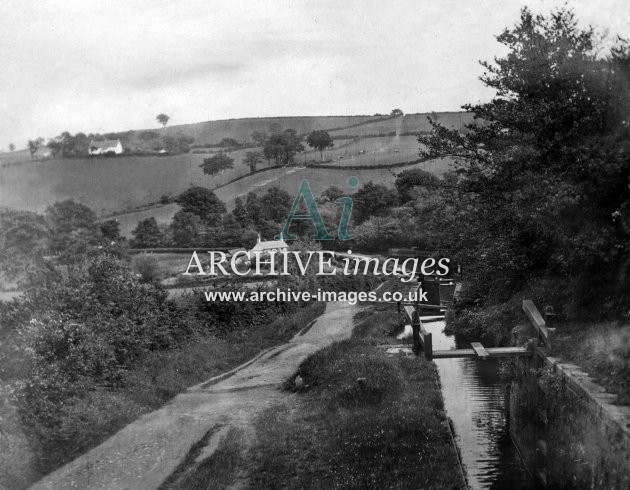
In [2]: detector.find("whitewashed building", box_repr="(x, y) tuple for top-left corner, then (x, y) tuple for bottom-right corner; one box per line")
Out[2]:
(250, 234), (288, 254)
(88, 139), (124, 156)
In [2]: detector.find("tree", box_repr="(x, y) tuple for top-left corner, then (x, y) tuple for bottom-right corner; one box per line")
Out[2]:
(232, 197), (251, 227)
(244, 151), (262, 173)
(170, 210), (203, 246)
(306, 130), (334, 161)
(391, 108), (404, 116)
(352, 182), (399, 223)
(260, 187), (293, 222)
(200, 152), (235, 175)
(263, 129), (304, 166)
(394, 169), (441, 202)
(27, 137), (44, 160)
(156, 113), (170, 128)
(419, 7), (630, 319)
(162, 133), (195, 154)
(174, 187), (226, 225)
(131, 218), (163, 248)
(251, 130), (267, 147)
(100, 220), (121, 241)
(8, 143), (15, 151)
(45, 200), (99, 252)
(245, 192), (264, 225)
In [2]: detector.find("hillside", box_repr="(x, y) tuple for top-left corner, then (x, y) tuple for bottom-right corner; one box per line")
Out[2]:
(96, 111), (476, 151)
(0, 111), (470, 236)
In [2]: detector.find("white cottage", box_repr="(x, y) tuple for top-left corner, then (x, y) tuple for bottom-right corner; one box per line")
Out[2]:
(250, 234), (288, 254)
(88, 139), (124, 156)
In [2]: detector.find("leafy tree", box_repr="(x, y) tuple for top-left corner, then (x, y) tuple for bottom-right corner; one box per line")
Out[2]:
(244, 151), (262, 173)
(8, 143), (15, 151)
(156, 113), (170, 128)
(174, 187), (226, 225)
(131, 217), (163, 248)
(260, 187), (293, 223)
(0, 209), (51, 288)
(391, 108), (404, 116)
(27, 137), (44, 160)
(200, 152), (235, 175)
(306, 130), (334, 161)
(352, 182), (399, 223)
(12, 253), (187, 468)
(162, 133), (194, 154)
(170, 210), (203, 246)
(45, 200), (99, 252)
(134, 254), (162, 283)
(419, 7), (630, 319)
(251, 130), (267, 147)
(232, 197), (251, 227)
(245, 192), (264, 225)
(263, 129), (304, 166)
(394, 169), (441, 202)
(100, 219), (121, 241)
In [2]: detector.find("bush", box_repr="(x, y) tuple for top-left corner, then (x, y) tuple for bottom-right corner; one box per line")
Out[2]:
(133, 254), (161, 284)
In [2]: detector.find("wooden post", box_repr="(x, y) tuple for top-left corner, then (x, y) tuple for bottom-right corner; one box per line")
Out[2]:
(523, 300), (553, 355)
(412, 310), (421, 356)
(424, 329), (433, 361)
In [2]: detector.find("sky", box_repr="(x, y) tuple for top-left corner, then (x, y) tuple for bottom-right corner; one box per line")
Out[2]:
(0, 0), (628, 149)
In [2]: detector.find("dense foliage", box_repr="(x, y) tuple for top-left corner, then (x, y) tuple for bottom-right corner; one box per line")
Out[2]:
(416, 8), (630, 329)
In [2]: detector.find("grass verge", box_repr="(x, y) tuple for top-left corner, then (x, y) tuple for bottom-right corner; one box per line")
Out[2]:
(248, 339), (463, 489)
(228, 300), (462, 489)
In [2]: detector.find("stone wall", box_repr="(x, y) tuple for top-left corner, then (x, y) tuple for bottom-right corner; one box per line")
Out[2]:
(510, 353), (630, 488)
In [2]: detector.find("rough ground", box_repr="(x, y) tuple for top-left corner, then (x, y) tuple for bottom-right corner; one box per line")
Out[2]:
(31, 301), (355, 490)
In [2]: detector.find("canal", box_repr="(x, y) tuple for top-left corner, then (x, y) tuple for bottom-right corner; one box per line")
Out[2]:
(402, 320), (539, 489)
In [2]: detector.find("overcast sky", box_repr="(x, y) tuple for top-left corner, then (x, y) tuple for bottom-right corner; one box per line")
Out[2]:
(0, 0), (627, 149)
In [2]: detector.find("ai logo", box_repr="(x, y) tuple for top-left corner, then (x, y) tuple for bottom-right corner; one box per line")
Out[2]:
(275, 176), (359, 241)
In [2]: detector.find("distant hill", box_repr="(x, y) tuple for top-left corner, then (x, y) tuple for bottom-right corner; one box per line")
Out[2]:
(0, 111), (474, 236)
(111, 111), (476, 151)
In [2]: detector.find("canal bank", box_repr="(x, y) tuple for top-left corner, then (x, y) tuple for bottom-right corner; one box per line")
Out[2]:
(421, 295), (630, 489)
(508, 348), (630, 488)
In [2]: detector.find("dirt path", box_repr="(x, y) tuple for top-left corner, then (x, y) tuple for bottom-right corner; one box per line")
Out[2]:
(31, 301), (356, 490)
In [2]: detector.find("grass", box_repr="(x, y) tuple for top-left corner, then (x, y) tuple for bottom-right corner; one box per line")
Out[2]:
(177, 297), (462, 489)
(247, 339), (463, 489)
(553, 321), (630, 405)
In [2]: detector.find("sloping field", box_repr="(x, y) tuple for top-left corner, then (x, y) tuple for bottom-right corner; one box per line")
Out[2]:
(0, 137), (423, 216)
(0, 112), (467, 232)
(151, 115), (383, 145)
(115, 157), (454, 237)
(0, 151), (280, 216)
(305, 135), (420, 166)
(120, 111), (473, 147)
(327, 112), (476, 138)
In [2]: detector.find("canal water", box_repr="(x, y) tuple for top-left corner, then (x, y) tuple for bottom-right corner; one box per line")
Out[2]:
(406, 320), (538, 489)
